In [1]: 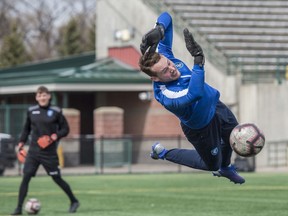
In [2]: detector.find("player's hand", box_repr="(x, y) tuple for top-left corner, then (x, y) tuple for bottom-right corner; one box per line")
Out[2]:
(17, 149), (27, 164)
(17, 142), (24, 152)
(17, 142), (27, 164)
(183, 28), (205, 66)
(37, 135), (54, 149)
(50, 133), (58, 141)
(140, 25), (164, 54)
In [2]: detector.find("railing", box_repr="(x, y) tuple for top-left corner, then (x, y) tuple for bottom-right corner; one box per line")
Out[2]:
(0, 104), (29, 138)
(4, 136), (288, 176)
(61, 135), (193, 174)
(229, 55), (288, 84)
(59, 136), (287, 174)
(267, 140), (288, 167)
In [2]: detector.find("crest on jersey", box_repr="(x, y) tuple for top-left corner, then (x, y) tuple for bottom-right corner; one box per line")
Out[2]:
(47, 110), (53, 117)
(211, 147), (219, 156)
(175, 62), (183, 69)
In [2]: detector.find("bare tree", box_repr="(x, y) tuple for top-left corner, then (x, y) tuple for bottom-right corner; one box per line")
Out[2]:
(0, 0), (96, 63)
(16, 0), (70, 60)
(0, 0), (16, 38)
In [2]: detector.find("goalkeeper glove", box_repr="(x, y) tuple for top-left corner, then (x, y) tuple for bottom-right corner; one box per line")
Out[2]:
(17, 142), (26, 164)
(37, 134), (57, 149)
(140, 24), (164, 55)
(183, 28), (205, 66)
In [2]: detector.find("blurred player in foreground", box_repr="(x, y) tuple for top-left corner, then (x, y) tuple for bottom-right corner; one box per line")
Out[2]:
(139, 12), (245, 184)
(12, 86), (79, 215)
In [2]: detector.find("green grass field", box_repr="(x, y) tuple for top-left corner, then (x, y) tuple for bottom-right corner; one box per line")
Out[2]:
(1, 172), (288, 216)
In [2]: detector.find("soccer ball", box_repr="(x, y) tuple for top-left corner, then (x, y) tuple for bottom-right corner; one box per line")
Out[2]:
(230, 123), (265, 157)
(25, 198), (41, 215)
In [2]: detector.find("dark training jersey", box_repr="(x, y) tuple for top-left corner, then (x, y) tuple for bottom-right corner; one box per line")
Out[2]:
(19, 104), (69, 154)
(153, 12), (220, 129)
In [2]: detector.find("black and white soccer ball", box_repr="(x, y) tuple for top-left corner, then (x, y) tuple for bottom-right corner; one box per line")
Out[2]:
(230, 123), (265, 157)
(25, 198), (41, 215)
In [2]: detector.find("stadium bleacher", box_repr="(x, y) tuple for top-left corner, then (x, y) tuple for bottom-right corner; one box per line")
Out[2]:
(158, 0), (288, 83)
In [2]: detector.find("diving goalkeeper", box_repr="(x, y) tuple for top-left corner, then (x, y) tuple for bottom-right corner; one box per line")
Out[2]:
(139, 12), (245, 184)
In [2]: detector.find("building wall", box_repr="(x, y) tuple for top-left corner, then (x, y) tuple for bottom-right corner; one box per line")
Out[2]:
(63, 108), (80, 137)
(100, 91), (183, 136)
(96, 0), (288, 169)
(141, 97), (183, 136)
(239, 82), (288, 168)
(94, 107), (124, 137)
(108, 46), (141, 69)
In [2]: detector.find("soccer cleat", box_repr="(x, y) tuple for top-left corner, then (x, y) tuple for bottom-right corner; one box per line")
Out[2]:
(69, 201), (80, 213)
(150, 142), (167, 160)
(212, 165), (245, 184)
(11, 207), (22, 215)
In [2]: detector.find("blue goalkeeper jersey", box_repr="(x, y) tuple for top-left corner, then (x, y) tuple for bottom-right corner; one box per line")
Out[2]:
(153, 12), (220, 129)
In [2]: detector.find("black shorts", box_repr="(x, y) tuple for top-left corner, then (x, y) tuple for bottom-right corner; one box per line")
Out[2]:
(23, 152), (61, 177)
(181, 101), (238, 170)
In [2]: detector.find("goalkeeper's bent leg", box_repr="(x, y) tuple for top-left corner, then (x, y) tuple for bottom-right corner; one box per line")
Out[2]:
(52, 175), (78, 203)
(165, 149), (210, 170)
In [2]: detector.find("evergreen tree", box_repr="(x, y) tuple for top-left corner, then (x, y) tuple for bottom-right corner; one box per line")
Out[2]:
(87, 19), (96, 51)
(0, 22), (30, 68)
(58, 18), (82, 56)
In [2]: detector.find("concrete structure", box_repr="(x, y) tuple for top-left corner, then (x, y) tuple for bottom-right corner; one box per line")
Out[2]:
(96, 0), (288, 169)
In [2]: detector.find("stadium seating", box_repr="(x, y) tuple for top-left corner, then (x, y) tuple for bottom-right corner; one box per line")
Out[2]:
(160, 0), (288, 83)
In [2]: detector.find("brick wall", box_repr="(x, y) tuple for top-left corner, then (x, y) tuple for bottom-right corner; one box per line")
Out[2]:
(63, 108), (80, 138)
(108, 46), (141, 69)
(143, 99), (183, 136)
(63, 102), (183, 138)
(94, 106), (124, 137)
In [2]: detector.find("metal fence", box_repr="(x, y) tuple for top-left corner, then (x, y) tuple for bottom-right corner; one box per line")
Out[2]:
(59, 135), (261, 174)
(0, 104), (28, 138)
(3, 135), (288, 176)
(267, 140), (288, 167)
(60, 135), (195, 174)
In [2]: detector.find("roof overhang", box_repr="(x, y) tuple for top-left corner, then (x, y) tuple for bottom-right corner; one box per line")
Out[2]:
(0, 83), (153, 95)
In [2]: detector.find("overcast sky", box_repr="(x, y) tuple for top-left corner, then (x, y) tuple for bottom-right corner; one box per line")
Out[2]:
(13, 0), (96, 27)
